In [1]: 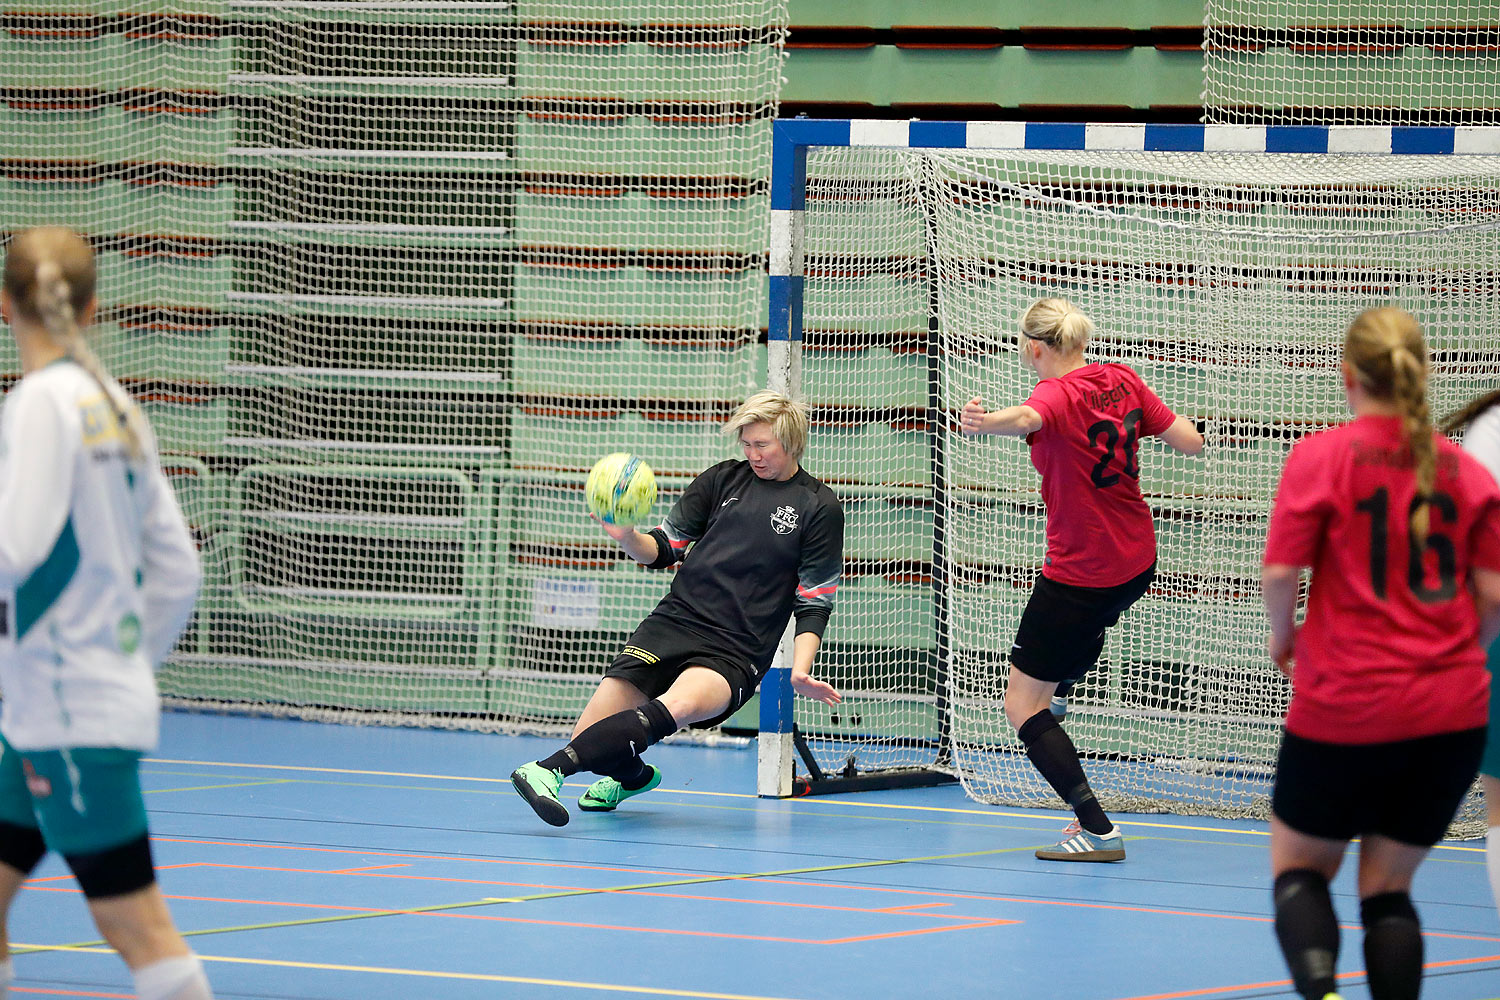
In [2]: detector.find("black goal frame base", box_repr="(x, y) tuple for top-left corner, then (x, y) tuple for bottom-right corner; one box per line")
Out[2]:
(789, 725), (959, 796)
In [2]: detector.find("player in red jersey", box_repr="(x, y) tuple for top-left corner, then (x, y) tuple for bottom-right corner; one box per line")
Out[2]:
(1263, 308), (1500, 1000)
(961, 298), (1203, 862)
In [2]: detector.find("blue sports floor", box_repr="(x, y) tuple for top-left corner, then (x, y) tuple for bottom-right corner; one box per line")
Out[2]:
(10, 711), (1499, 999)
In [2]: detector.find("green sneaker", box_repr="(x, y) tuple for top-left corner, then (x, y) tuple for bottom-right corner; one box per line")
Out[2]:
(578, 765), (662, 812)
(511, 762), (569, 826)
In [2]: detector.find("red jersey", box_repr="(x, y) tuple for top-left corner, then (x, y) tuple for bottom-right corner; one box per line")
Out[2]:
(1264, 415), (1500, 744)
(1023, 363), (1177, 587)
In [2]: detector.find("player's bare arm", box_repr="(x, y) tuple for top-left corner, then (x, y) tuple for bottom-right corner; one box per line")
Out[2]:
(789, 631), (840, 706)
(960, 396), (1043, 437)
(1261, 562), (1301, 677)
(1475, 565), (1500, 649)
(1159, 415), (1205, 455)
(591, 513), (662, 565)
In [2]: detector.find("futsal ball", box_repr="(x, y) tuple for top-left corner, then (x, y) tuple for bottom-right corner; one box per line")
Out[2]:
(585, 452), (657, 526)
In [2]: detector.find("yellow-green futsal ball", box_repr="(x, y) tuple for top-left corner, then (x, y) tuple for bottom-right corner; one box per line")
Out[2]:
(585, 452), (657, 526)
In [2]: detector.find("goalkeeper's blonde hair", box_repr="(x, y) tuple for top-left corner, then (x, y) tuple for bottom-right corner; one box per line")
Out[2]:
(725, 389), (809, 461)
(1020, 297), (1093, 356)
(4, 226), (149, 460)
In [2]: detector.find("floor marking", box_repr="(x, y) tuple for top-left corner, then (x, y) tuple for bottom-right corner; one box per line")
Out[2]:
(37, 838), (1479, 951)
(11, 946), (814, 999)
(1112, 952), (1500, 1000)
(145, 757), (544, 784)
(152, 835), (734, 879)
(140, 756), (1483, 851)
(146, 778), (294, 794)
(14, 845), (1024, 956)
(44, 832), (1495, 939)
(822, 920), (1015, 944)
(22, 864), (1025, 945)
(13, 990), (133, 998)
(29, 879), (1005, 945)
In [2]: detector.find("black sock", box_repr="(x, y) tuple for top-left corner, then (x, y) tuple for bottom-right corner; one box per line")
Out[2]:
(541, 700), (679, 777)
(1273, 869), (1340, 1000)
(605, 756), (652, 790)
(1016, 709), (1111, 835)
(1361, 892), (1421, 1000)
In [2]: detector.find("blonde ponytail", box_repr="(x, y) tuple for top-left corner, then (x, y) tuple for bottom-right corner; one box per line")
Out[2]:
(1344, 307), (1434, 544)
(1391, 345), (1434, 543)
(6, 228), (145, 459)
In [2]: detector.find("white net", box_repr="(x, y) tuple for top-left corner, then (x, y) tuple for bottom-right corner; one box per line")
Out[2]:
(798, 144), (1500, 832)
(1204, 2), (1500, 124)
(2, 1), (786, 732)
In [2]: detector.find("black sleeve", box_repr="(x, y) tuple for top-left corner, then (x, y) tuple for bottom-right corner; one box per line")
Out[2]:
(645, 463), (721, 569)
(791, 490), (844, 639)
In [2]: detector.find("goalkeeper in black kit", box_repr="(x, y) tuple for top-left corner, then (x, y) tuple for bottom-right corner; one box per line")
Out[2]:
(511, 390), (845, 826)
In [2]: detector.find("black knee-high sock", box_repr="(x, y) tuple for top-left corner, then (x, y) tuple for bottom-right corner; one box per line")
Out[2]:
(1016, 709), (1111, 835)
(1273, 869), (1340, 1000)
(540, 700), (678, 777)
(1362, 892), (1422, 1000)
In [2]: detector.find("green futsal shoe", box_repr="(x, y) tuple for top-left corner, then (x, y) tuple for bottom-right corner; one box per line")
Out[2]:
(578, 765), (662, 812)
(511, 761), (569, 827)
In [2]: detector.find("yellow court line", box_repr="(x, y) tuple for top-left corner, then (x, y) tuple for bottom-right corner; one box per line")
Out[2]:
(147, 779), (295, 795)
(145, 758), (518, 783)
(15, 945), (810, 999)
(140, 757), (1482, 852)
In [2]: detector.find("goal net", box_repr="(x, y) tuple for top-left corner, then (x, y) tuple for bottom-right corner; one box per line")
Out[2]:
(1204, 2), (1500, 125)
(2, 1), (786, 732)
(786, 127), (1500, 831)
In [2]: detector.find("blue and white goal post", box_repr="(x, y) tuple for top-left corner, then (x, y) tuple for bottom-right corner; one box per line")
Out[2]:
(755, 118), (1500, 807)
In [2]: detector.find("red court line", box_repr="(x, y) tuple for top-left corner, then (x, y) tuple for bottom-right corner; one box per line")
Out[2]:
(154, 836), (716, 881)
(824, 920), (1017, 945)
(118, 860), (1043, 927)
(162, 861), (596, 893)
(1113, 952), (1500, 1000)
(14, 990), (132, 998)
(24, 880), (1009, 946)
(755, 874), (1500, 945)
(1428, 952), (1500, 971)
(1117, 977), (1300, 1000)
(150, 837), (1500, 943)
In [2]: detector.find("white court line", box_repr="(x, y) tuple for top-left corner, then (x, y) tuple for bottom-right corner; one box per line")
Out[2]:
(141, 755), (1486, 852)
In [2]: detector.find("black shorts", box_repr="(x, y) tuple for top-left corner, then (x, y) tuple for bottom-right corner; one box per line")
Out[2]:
(604, 615), (760, 730)
(1272, 727), (1485, 847)
(1009, 563), (1155, 685)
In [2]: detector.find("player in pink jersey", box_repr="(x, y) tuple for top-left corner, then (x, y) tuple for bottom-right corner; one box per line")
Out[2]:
(1263, 308), (1500, 1000)
(1440, 387), (1500, 918)
(961, 298), (1203, 862)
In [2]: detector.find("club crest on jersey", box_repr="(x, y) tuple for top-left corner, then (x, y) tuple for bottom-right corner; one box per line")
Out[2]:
(771, 505), (799, 535)
(21, 760), (49, 800)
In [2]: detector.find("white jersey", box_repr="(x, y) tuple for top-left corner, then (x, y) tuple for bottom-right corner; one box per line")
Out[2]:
(0, 360), (200, 752)
(1462, 403), (1500, 488)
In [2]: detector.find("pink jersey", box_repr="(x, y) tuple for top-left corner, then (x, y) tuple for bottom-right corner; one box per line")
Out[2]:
(1264, 415), (1500, 744)
(1023, 363), (1177, 587)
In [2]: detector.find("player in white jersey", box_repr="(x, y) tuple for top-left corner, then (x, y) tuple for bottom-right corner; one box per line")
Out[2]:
(0, 229), (210, 999)
(1441, 387), (1500, 916)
